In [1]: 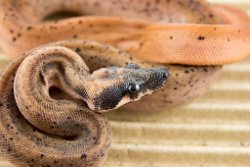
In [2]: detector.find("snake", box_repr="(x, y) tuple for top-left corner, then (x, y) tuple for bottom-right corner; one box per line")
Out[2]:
(0, 40), (168, 166)
(0, 0), (249, 166)
(0, 0), (225, 109)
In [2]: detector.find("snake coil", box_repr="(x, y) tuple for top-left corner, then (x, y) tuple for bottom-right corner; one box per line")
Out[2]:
(0, 42), (114, 167)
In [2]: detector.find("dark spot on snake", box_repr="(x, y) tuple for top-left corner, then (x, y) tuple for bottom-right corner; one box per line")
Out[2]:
(73, 34), (78, 38)
(40, 154), (44, 158)
(27, 26), (32, 30)
(94, 1), (100, 7)
(81, 153), (87, 159)
(75, 48), (81, 52)
(208, 14), (214, 18)
(118, 51), (124, 55)
(53, 160), (58, 164)
(169, 36), (173, 40)
(176, 73), (179, 77)
(8, 148), (11, 152)
(177, 1), (185, 6)
(184, 70), (189, 74)
(203, 67), (208, 72)
(146, 2), (151, 7)
(121, 6), (128, 10)
(0, 102), (3, 107)
(9, 138), (13, 141)
(174, 87), (178, 90)
(12, 37), (16, 42)
(9, 29), (13, 33)
(139, 42), (144, 47)
(78, 20), (82, 24)
(6, 104), (10, 109)
(198, 36), (205, 40)
(155, 0), (160, 4)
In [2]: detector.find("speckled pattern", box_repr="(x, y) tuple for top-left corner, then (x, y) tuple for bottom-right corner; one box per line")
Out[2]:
(0, 0), (225, 110)
(0, 0), (250, 65)
(1, 0), (250, 166)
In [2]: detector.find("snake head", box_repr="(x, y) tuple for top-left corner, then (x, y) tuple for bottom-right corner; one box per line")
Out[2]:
(88, 64), (169, 112)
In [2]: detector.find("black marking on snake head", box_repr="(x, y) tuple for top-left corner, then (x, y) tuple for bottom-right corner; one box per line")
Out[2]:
(93, 84), (126, 111)
(92, 64), (169, 111)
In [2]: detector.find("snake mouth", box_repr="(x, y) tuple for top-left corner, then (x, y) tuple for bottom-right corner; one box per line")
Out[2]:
(43, 11), (83, 21)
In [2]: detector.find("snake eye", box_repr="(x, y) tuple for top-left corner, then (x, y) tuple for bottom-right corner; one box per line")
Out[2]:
(128, 84), (140, 94)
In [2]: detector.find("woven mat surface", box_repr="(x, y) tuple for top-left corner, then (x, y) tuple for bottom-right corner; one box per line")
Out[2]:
(0, 1), (250, 166)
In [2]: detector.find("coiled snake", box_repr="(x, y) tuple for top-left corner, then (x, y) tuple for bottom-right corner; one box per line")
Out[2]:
(0, 0), (249, 166)
(0, 40), (167, 166)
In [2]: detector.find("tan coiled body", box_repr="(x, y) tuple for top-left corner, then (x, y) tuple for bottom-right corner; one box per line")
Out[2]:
(0, 41), (116, 167)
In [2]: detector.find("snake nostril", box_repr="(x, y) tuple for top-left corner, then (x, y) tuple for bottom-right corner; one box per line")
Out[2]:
(162, 72), (167, 79)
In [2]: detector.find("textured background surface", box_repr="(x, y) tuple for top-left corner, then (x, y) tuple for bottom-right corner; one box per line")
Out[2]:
(0, 0), (250, 166)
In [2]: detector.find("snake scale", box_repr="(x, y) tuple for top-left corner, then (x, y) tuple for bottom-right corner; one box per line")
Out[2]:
(0, 0), (249, 166)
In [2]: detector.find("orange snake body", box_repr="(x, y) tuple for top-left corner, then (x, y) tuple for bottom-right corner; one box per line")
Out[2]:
(0, 0), (250, 65)
(0, 0), (250, 167)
